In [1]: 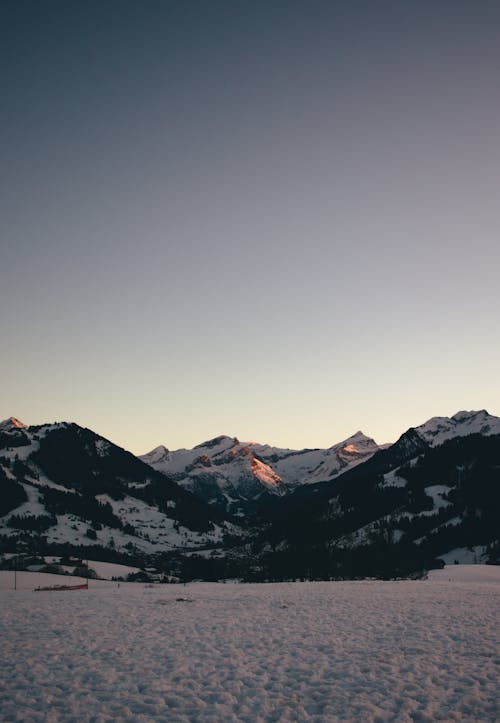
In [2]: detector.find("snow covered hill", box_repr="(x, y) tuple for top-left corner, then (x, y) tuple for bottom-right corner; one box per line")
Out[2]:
(0, 418), (236, 561)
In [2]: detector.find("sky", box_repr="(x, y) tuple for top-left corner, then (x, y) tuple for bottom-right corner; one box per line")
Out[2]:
(2, 0), (500, 454)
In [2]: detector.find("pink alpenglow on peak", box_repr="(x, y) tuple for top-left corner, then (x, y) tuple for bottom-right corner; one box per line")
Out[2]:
(0, 417), (28, 431)
(139, 429), (384, 499)
(250, 457), (284, 490)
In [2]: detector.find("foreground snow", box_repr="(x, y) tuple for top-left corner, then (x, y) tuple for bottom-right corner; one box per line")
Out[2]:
(1, 567), (499, 722)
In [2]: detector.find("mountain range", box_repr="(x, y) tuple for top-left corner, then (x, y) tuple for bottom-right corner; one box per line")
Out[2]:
(1, 410), (499, 580)
(139, 430), (382, 511)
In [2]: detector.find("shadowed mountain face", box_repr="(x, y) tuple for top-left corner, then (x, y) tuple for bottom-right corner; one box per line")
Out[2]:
(0, 411), (499, 579)
(255, 417), (500, 579)
(0, 420), (234, 564)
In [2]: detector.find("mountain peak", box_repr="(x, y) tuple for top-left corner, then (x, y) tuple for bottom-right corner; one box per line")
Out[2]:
(451, 409), (488, 422)
(341, 430), (365, 441)
(343, 430), (373, 444)
(415, 409), (500, 447)
(0, 416), (27, 431)
(329, 431), (377, 453)
(194, 435), (238, 451)
(140, 444), (170, 465)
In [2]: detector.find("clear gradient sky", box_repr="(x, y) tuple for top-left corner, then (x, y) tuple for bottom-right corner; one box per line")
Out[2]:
(2, 0), (500, 454)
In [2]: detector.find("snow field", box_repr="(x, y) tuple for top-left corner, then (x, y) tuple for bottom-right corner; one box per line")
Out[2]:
(0, 568), (499, 722)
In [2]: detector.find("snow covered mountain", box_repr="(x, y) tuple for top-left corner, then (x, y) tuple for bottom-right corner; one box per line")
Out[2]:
(412, 409), (500, 446)
(0, 419), (235, 562)
(1, 410), (498, 580)
(140, 431), (382, 510)
(0, 417), (27, 431)
(258, 410), (500, 578)
(141, 435), (286, 503)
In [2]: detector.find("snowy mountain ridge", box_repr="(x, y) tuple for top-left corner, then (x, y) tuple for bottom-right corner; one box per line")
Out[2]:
(259, 408), (500, 577)
(0, 420), (234, 559)
(413, 409), (500, 447)
(139, 430), (382, 508)
(0, 417), (28, 431)
(1, 409), (498, 579)
(139, 411), (500, 508)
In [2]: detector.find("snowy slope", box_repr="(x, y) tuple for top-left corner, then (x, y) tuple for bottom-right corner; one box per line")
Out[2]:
(296, 432), (381, 484)
(0, 419), (235, 557)
(413, 409), (500, 446)
(142, 436), (238, 475)
(260, 409), (500, 573)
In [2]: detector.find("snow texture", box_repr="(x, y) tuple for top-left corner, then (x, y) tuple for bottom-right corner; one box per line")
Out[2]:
(96, 494), (225, 550)
(424, 485), (452, 511)
(436, 547), (489, 565)
(43, 559), (141, 580)
(1, 566), (499, 722)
